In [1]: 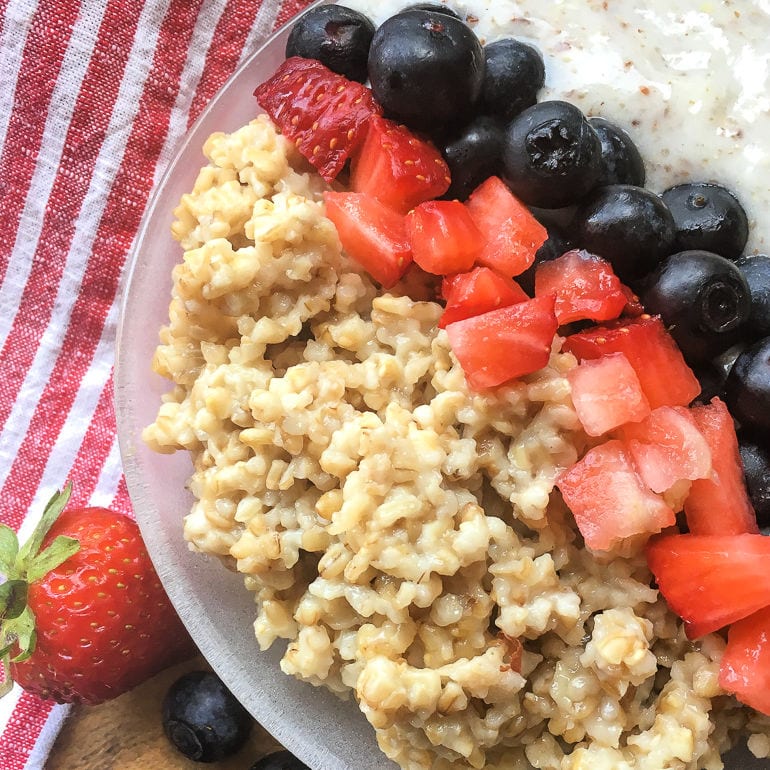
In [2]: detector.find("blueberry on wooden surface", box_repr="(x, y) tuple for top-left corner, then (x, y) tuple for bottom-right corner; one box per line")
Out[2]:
(367, 9), (484, 133)
(481, 38), (545, 122)
(285, 4), (375, 83)
(662, 182), (749, 260)
(588, 116), (645, 187)
(641, 250), (750, 363)
(571, 184), (675, 284)
(163, 671), (252, 762)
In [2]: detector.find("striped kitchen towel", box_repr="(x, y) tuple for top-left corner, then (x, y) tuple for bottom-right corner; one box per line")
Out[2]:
(0, 0), (312, 766)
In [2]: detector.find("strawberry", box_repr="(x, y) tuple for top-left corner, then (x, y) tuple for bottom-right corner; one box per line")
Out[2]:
(0, 486), (195, 704)
(646, 532), (770, 639)
(439, 266), (529, 328)
(534, 249), (628, 326)
(406, 200), (482, 275)
(349, 116), (451, 214)
(254, 57), (382, 181)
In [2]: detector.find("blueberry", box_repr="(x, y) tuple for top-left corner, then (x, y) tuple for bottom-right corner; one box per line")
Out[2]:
(571, 184), (675, 285)
(163, 671), (252, 762)
(401, 2), (462, 18)
(285, 5), (375, 83)
(661, 182), (749, 260)
(692, 363), (728, 404)
(501, 100), (602, 209)
(250, 750), (310, 770)
(641, 250), (750, 363)
(739, 434), (770, 527)
(442, 116), (504, 199)
(736, 254), (770, 342)
(725, 336), (770, 433)
(481, 38), (545, 122)
(367, 10), (484, 134)
(588, 117), (645, 187)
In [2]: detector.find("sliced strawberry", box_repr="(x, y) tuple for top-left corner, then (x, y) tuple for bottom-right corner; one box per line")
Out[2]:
(646, 533), (770, 638)
(350, 116), (451, 213)
(439, 267), (529, 328)
(254, 57), (382, 182)
(557, 440), (676, 551)
(465, 176), (547, 277)
(407, 200), (482, 275)
(563, 315), (701, 409)
(618, 406), (712, 494)
(324, 191), (412, 288)
(445, 294), (558, 389)
(534, 249), (628, 325)
(567, 352), (650, 436)
(684, 397), (759, 535)
(719, 606), (770, 715)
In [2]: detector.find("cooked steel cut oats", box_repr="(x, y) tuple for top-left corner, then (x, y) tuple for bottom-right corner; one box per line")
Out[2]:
(144, 115), (770, 769)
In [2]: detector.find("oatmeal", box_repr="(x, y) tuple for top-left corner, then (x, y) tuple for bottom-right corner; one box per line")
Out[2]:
(144, 114), (770, 769)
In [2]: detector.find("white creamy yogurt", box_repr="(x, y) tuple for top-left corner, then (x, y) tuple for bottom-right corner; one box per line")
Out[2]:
(344, 0), (770, 254)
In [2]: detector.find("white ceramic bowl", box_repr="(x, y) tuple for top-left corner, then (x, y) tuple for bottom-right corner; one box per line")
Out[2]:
(114, 6), (767, 769)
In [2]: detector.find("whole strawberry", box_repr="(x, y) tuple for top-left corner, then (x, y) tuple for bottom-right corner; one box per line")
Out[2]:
(1, 485), (195, 704)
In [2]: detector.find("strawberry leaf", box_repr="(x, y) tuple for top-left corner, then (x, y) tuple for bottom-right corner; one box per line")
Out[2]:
(3, 607), (37, 663)
(27, 536), (79, 584)
(17, 484), (72, 567)
(0, 526), (19, 578)
(0, 581), (27, 622)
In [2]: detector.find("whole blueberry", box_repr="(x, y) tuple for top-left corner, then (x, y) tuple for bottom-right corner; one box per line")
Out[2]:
(481, 38), (545, 122)
(501, 100), (603, 208)
(571, 184), (675, 284)
(662, 182), (749, 260)
(641, 250), (750, 363)
(250, 750), (311, 770)
(401, 2), (462, 18)
(736, 254), (770, 342)
(725, 336), (770, 433)
(588, 117), (645, 187)
(285, 5), (375, 83)
(442, 116), (504, 200)
(368, 10), (484, 134)
(163, 671), (252, 762)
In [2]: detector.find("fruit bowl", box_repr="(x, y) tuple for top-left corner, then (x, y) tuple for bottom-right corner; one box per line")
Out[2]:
(115, 3), (768, 769)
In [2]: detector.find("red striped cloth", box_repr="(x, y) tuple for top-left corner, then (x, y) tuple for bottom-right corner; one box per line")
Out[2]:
(0, 0), (311, 766)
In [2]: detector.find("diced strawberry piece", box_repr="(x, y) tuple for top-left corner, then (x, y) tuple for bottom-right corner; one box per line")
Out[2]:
(445, 295), (558, 389)
(563, 315), (701, 409)
(719, 606), (770, 715)
(646, 533), (770, 638)
(618, 406), (712, 494)
(439, 267), (529, 328)
(534, 249), (628, 325)
(350, 116), (451, 214)
(465, 176), (547, 277)
(324, 191), (411, 288)
(684, 397), (759, 535)
(567, 353), (650, 436)
(557, 440), (676, 551)
(407, 200), (482, 275)
(254, 57), (382, 182)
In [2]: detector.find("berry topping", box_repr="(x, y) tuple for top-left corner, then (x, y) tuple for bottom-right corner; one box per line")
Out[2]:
(570, 184), (675, 284)
(501, 100), (603, 208)
(401, 2), (462, 18)
(163, 671), (252, 762)
(662, 182), (749, 260)
(588, 116), (646, 187)
(285, 4), (375, 83)
(725, 336), (770, 432)
(250, 751), (311, 770)
(736, 254), (770, 342)
(442, 115), (504, 200)
(739, 434), (770, 528)
(367, 10), (484, 134)
(481, 38), (545, 122)
(640, 250), (751, 363)
(254, 57), (381, 181)
(1, 486), (194, 704)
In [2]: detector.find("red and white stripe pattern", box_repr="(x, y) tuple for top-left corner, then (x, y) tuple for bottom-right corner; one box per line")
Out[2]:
(0, 0), (311, 766)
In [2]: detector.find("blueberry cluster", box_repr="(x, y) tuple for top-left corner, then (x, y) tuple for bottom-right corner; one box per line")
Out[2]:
(285, 2), (770, 519)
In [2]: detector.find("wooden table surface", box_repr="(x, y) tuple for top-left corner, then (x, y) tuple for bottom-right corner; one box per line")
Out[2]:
(47, 655), (284, 769)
